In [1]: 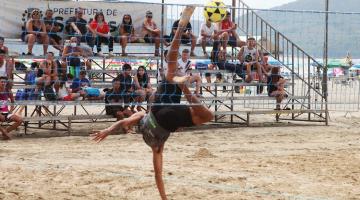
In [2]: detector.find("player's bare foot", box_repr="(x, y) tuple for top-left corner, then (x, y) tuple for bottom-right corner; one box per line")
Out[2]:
(173, 75), (191, 84)
(179, 6), (196, 27)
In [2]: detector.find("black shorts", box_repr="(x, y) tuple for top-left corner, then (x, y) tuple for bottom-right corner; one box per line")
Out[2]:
(181, 36), (191, 44)
(151, 105), (194, 132)
(1, 113), (14, 122)
(228, 36), (237, 47)
(49, 33), (62, 44)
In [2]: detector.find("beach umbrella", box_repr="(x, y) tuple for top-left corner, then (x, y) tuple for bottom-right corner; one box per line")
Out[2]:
(349, 64), (360, 71)
(327, 59), (345, 68)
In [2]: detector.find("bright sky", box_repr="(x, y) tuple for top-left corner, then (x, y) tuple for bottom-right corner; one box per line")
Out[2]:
(122, 0), (297, 9)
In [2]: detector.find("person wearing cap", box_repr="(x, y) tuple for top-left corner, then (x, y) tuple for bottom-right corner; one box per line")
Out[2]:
(24, 9), (49, 56)
(141, 11), (160, 56)
(214, 11), (245, 50)
(43, 9), (63, 53)
(170, 13), (197, 56)
(0, 37), (9, 55)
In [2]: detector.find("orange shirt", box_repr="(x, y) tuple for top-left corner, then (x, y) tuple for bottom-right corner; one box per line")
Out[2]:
(90, 20), (110, 34)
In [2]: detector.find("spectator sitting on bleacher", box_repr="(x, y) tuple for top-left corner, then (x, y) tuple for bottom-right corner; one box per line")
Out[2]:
(57, 73), (82, 101)
(65, 8), (94, 49)
(141, 11), (160, 56)
(119, 14), (138, 56)
(170, 14), (197, 56)
(197, 19), (214, 56)
(214, 11), (245, 50)
(133, 66), (153, 112)
(71, 70), (90, 93)
(71, 70), (103, 100)
(105, 77), (133, 121)
(209, 40), (244, 85)
(43, 9), (63, 53)
(267, 67), (288, 110)
(238, 37), (264, 83)
(62, 37), (83, 78)
(0, 37), (9, 55)
(23, 9), (49, 56)
(177, 49), (202, 97)
(88, 12), (114, 57)
(157, 50), (168, 83)
(0, 77), (23, 140)
(115, 64), (135, 108)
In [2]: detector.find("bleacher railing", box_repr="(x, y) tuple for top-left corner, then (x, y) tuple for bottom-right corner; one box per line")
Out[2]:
(235, 0), (328, 124)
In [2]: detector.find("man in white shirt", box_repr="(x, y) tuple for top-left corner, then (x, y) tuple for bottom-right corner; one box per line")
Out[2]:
(197, 20), (214, 56)
(177, 49), (202, 96)
(238, 37), (264, 83)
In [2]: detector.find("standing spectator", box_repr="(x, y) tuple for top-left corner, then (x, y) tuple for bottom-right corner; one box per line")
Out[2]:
(0, 77), (23, 140)
(0, 37), (9, 55)
(43, 9), (63, 53)
(238, 37), (263, 83)
(24, 9), (49, 56)
(105, 77), (133, 120)
(141, 11), (160, 56)
(62, 37), (83, 78)
(197, 19), (214, 56)
(133, 66), (153, 111)
(177, 49), (201, 96)
(267, 67), (288, 110)
(170, 14), (197, 56)
(88, 12), (114, 57)
(119, 14), (138, 56)
(65, 8), (94, 49)
(214, 11), (245, 50)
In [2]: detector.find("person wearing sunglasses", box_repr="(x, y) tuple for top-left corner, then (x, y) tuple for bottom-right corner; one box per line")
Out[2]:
(119, 14), (138, 56)
(24, 9), (49, 56)
(141, 11), (160, 56)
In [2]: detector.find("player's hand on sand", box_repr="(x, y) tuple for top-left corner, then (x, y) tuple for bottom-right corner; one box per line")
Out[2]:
(91, 129), (111, 143)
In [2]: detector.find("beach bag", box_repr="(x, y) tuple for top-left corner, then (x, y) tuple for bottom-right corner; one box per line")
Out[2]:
(25, 71), (37, 85)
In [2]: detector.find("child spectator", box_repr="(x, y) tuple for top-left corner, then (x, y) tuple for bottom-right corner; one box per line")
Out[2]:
(88, 12), (114, 57)
(267, 67), (288, 110)
(57, 74), (82, 101)
(141, 11), (160, 56)
(0, 77), (23, 140)
(119, 14), (138, 56)
(23, 9), (49, 56)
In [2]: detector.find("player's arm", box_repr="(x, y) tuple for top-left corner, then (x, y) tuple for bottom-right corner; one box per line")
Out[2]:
(152, 144), (167, 200)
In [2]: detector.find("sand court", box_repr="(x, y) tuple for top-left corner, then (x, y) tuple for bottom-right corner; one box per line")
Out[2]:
(1, 113), (360, 200)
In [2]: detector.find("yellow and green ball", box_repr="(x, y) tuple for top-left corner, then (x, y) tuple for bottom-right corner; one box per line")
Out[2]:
(203, 0), (227, 23)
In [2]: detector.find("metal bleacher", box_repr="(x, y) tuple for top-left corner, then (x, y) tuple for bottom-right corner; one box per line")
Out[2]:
(5, 1), (328, 135)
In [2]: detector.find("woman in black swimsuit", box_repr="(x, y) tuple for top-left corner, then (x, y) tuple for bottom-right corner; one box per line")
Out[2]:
(24, 9), (49, 56)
